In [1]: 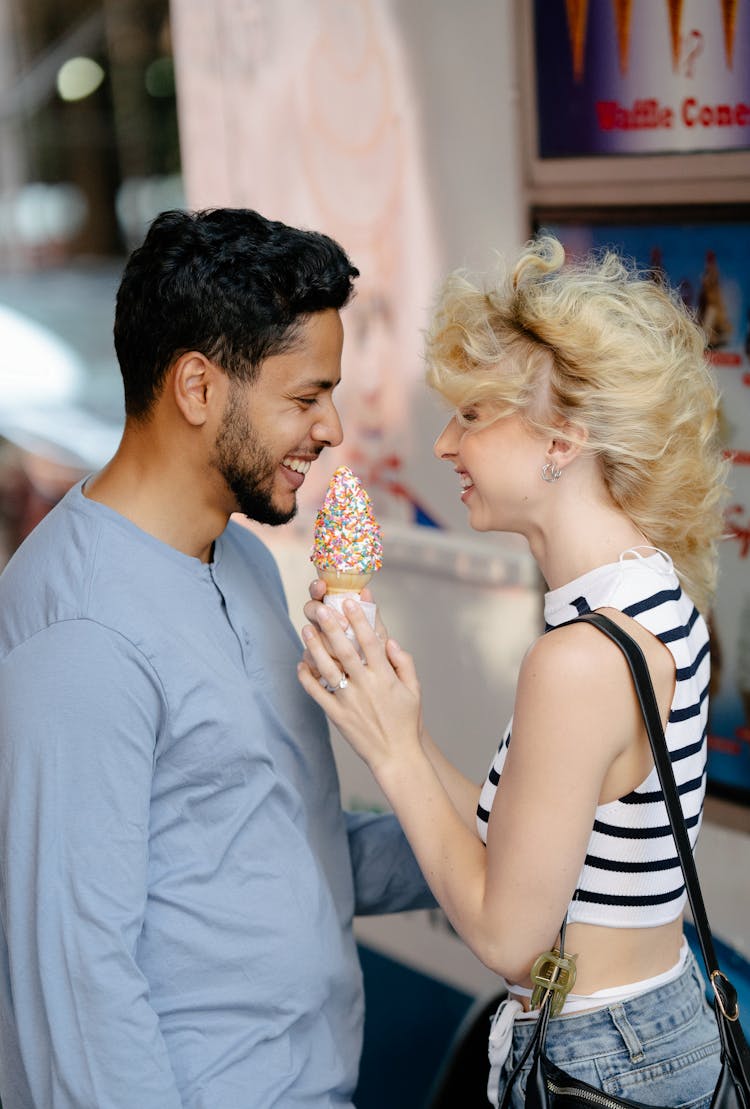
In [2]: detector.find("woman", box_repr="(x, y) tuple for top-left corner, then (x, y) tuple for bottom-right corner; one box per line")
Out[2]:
(297, 235), (727, 1107)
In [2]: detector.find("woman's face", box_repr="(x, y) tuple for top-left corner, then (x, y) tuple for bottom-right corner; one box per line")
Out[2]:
(433, 404), (547, 534)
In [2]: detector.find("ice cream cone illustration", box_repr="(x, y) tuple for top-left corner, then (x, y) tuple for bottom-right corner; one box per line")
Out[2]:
(612, 0), (633, 75)
(565, 0), (590, 83)
(666, 0), (684, 71)
(697, 250), (732, 349)
(312, 465), (383, 610)
(720, 0), (738, 69)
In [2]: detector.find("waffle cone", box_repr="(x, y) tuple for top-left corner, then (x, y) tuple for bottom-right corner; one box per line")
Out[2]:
(721, 0), (738, 69)
(317, 568), (373, 594)
(565, 0), (589, 83)
(666, 0), (684, 70)
(612, 0), (633, 76)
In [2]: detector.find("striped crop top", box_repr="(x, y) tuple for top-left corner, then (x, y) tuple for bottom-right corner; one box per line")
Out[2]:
(476, 548), (709, 928)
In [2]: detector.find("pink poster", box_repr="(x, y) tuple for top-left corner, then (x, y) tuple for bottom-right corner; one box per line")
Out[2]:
(170, 0), (442, 525)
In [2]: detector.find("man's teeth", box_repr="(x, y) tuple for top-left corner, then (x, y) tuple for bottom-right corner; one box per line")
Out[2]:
(460, 474), (473, 489)
(282, 457), (311, 474)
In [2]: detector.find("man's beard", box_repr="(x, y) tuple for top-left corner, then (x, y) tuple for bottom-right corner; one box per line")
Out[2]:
(212, 388), (297, 526)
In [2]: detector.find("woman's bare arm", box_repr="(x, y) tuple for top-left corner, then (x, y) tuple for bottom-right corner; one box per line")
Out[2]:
(298, 603), (638, 981)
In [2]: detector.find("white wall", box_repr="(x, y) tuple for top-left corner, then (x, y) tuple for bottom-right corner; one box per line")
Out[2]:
(395, 0), (525, 271)
(693, 802), (750, 961)
(393, 0), (527, 533)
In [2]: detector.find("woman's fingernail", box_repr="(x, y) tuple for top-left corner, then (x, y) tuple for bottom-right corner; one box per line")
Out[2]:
(302, 626), (313, 641)
(343, 600), (356, 614)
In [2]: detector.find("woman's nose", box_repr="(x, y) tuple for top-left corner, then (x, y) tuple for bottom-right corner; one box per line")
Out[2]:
(434, 416), (458, 460)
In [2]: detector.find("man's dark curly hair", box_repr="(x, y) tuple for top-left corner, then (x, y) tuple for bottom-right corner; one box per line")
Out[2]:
(114, 208), (359, 419)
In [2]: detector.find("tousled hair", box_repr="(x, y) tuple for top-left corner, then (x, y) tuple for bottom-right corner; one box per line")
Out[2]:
(114, 208), (359, 419)
(425, 233), (728, 613)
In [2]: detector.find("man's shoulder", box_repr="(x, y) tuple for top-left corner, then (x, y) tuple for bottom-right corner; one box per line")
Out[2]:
(0, 487), (94, 647)
(0, 485), (163, 656)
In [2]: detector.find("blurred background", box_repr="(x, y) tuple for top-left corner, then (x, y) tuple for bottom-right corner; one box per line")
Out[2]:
(0, 0), (179, 561)
(1, 1), (749, 1105)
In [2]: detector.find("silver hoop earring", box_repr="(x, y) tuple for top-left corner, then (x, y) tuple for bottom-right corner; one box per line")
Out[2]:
(541, 461), (562, 483)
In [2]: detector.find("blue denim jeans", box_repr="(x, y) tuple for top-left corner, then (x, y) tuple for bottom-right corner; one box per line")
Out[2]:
(497, 950), (721, 1108)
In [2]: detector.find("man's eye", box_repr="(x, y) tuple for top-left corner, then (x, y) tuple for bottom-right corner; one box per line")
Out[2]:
(296, 396), (318, 407)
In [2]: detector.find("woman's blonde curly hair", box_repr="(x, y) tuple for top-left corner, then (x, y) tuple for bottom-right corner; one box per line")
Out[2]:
(425, 234), (728, 614)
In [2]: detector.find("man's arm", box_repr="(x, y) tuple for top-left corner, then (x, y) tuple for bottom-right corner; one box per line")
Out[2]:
(345, 810), (436, 915)
(0, 620), (183, 1108)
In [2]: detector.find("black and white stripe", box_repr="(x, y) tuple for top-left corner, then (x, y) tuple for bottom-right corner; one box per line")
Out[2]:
(476, 551), (709, 927)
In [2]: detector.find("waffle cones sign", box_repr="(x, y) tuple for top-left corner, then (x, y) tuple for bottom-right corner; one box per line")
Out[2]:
(534, 0), (749, 156)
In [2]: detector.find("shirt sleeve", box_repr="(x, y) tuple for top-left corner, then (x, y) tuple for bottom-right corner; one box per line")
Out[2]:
(0, 619), (183, 1108)
(345, 810), (436, 915)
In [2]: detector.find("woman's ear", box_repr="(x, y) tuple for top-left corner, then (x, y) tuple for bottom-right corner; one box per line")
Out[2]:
(546, 422), (588, 473)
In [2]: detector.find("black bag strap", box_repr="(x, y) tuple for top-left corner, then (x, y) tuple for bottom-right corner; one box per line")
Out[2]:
(561, 613), (749, 1103)
(564, 612), (723, 987)
(498, 610), (750, 1109)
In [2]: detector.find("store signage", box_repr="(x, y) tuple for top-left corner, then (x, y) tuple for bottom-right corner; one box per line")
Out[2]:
(534, 0), (750, 157)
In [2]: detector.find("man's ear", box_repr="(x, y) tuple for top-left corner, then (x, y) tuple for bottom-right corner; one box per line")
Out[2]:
(171, 352), (225, 427)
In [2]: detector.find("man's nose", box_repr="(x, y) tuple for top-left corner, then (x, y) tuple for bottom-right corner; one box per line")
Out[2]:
(313, 399), (344, 448)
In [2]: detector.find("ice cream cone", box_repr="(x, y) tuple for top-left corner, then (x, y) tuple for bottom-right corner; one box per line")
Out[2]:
(720, 0), (738, 69)
(312, 467), (382, 573)
(316, 568), (373, 595)
(316, 567), (376, 640)
(666, 0), (684, 71)
(565, 0), (590, 83)
(311, 463), (382, 605)
(612, 0), (633, 76)
(312, 467), (382, 646)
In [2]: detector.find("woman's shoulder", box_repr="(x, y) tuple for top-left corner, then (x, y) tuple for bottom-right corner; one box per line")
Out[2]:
(526, 616), (624, 669)
(513, 622), (637, 767)
(520, 619), (637, 709)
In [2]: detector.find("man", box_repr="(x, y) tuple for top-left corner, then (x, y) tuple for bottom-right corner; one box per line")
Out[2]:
(0, 209), (431, 1108)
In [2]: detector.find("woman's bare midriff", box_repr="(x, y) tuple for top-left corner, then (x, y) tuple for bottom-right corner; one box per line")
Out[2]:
(562, 917), (685, 993)
(510, 917), (685, 1011)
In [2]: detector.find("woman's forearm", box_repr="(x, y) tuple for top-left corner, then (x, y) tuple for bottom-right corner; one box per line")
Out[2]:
(373, 743), (513, 976)
(420, 728), (482, 832)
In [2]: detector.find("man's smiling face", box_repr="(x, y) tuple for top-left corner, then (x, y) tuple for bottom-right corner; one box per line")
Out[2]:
(211, 309), (345, 526)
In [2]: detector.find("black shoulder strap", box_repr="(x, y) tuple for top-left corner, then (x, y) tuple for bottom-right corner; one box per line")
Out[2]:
(501, 611), (750, 1109)
(562, 613), (727, 1004)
